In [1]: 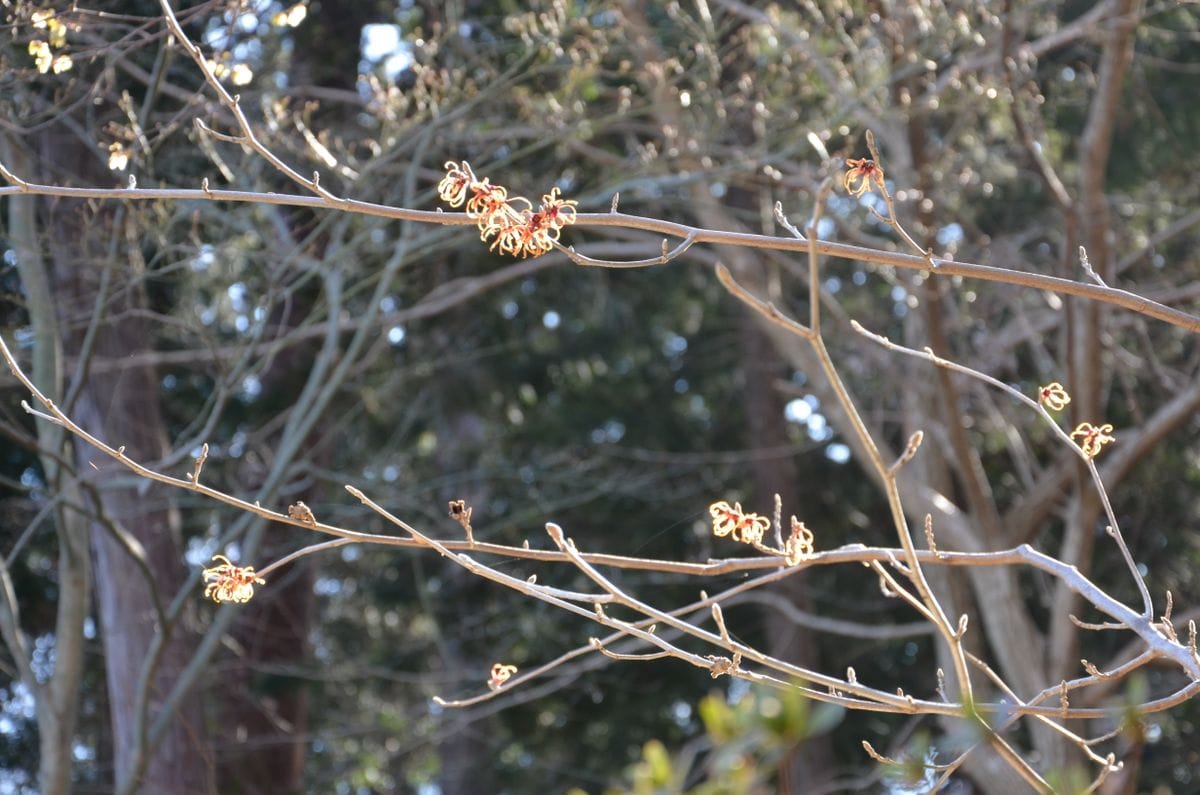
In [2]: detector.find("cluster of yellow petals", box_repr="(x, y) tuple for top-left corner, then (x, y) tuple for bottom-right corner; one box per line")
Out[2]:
(1038, 382), (1071, 412)
(202, 555), (265, 604)
(439, 161), (577, 258)
(28, 9), (72, 74)
(1070, 422), (1116, 459)
(1037, 383), (1115, 459)
(710, 501), (816, 565)
(487, 663), (518, 690)
(107, 142), (130, 172)
(843, 157), (885, 197)
(32, 9), (67, 46)
(27, 40), (71, 74)
(709, 500), (771, 546)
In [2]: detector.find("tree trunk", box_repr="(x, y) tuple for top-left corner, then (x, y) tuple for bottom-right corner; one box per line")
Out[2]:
(2, 136), (92, 795)
(41, 130), (214, 794)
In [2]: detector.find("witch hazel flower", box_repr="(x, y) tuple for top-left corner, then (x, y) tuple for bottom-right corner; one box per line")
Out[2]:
(439, 161), (577, 258)
(1038, 382), (1071, 412)
(1071, 422), (1115, 459)
(202, 554), (266, 603)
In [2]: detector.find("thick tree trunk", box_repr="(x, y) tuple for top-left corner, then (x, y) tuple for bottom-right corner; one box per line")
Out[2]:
(42, 130), (213, 794)
(3, 137), (92, 795)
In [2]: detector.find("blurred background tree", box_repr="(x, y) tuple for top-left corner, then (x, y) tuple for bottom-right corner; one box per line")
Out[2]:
(1, 1), (1198, 793)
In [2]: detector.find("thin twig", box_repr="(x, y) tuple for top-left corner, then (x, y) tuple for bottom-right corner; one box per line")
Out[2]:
(851, 319), (1155, 619)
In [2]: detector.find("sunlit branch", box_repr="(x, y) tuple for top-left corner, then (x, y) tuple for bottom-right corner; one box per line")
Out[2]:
(851, 319), (1156, 620)
(1, 171), (1197, 333)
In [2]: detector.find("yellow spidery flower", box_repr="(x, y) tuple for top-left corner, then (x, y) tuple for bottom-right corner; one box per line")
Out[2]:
(843, 157), (885, 197)
(202, 555), (265, 603)
(708, 500), (771, 545)
(439, 161), (577, 258)
(1070, 422), (1115, 459)
(28, 40), (53, 74)
(1038, 382), (1071, 411)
